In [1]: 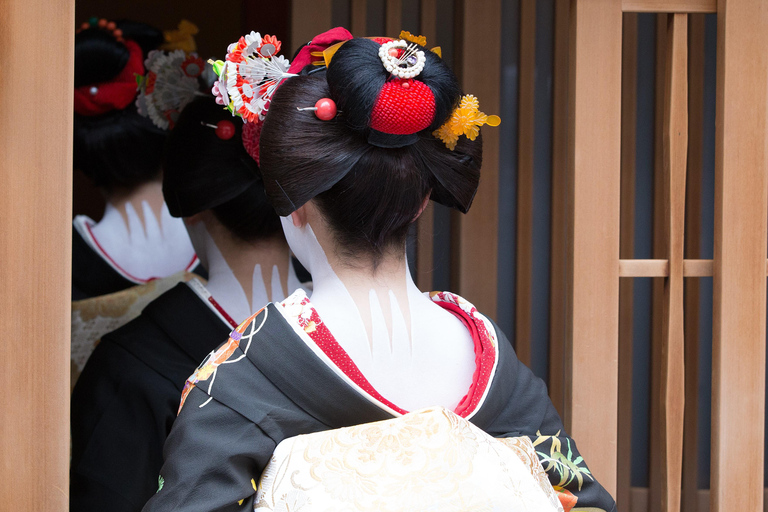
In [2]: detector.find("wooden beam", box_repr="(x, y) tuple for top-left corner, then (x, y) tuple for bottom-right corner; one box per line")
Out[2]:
(454, 0), (501, 314)
(617, 13), (638, 512)
(515, 0), (536, 367)
(416, 0), (436, 292)
(617, 259), (720, 277)
(0, 0), (74, 508)
(291, 0), (333, 54)
(549, 0), (571, 421)
(711, 0), (768, 510)
(684, 259), (713, 277)
(566, 0), (622, 495)
(620, 259), (671, 277)
(660, 13), (688, 512)
(622, 0), (717, 13)
(682, 15), (705, 512)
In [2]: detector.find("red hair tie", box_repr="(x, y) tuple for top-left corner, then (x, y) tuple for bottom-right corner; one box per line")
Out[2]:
(73, 40), (144, 116)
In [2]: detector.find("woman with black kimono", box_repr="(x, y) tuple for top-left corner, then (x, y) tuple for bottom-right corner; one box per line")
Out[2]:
(70, 97), (308, 512)
(143, 28), (616, 512)
(72, 19), (198, 300)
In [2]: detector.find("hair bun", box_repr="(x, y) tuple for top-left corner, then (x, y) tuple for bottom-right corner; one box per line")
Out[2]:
(370, 79), (435, 135)
(326, 37), (460, 138)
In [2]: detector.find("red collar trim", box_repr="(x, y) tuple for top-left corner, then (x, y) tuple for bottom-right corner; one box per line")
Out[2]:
(74, 40), (144, 116)
(80, 218), (199, 284)
(281, 291), (498, 418)
(207, 295), (238, 328)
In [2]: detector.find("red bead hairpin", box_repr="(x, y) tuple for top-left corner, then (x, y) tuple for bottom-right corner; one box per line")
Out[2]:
(296, 98), (338, 121)
(201, 120), (236, 140)
(77, 17), (124, 42)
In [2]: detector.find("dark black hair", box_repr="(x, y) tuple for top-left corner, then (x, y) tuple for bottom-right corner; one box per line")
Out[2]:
(259, 37), (482, 263)
(73, 20), (167, 193)
(163, 97), (282, 243)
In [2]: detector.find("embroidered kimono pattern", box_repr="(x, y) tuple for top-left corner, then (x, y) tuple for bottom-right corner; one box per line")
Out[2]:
(145, 290), (616, 512)
(71, 282), (232, 512)
(254, 407), (565, 512)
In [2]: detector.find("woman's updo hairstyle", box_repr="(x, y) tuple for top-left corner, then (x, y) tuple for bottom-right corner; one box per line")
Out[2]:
(326, 38), (459, 135)
(163, 97), (282, 243)
(73, 20), (167, 193)
(259, 37), (482, 263)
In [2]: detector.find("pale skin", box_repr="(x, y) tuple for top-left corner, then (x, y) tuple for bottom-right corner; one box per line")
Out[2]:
(288, 197), (429, 347)
(185, 210), (293, 306)
(82, 178), (197, 280)
(283, 195), (476, 412)
(107, 180), (166, 227)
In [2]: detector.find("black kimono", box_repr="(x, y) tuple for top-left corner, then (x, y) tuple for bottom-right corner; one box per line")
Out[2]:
(71, 228), (204, 300)
(143, 290), (616, 512)
(72, 227), (138, 300)
(70, 282), (232, 512)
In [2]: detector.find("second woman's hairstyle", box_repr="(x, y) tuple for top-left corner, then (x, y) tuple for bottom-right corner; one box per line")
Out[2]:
(163, 97), (282, 243)
(73, 20), (167, 193)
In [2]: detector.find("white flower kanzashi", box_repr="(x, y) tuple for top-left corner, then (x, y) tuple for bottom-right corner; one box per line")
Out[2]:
(378, 40), (426, 79)
(136, 49), (203, 129)
(224, 46), (293, 122)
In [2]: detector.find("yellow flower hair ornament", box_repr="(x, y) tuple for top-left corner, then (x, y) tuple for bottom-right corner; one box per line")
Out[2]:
(433, 95), (501, 150)
(161, 20), (199, 53)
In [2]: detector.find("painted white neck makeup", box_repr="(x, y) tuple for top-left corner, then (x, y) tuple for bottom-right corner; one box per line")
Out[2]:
(87, 200), (196, 281)
(281, 216), (476, 411)
(186, 220), (304, 324)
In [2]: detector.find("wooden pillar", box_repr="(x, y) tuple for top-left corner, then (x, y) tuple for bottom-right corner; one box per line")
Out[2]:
(682, 12), (705, 512)
(617, 13), (638, 512)
(454, 0), (501, 314)
(0, 0), (74, 508)
(351, 0), (367, 35)
(649, 14), (669, 510)
(416, 0), (436, 292)
(515, 0), (536, 367)
(549, 0), (570, 419)
(291, 0), (333, 53)
(566, 0), (622, 495)
(660, 14), (688, 512)
(711, 0), (768, 510)
(385, 0), (402, 35)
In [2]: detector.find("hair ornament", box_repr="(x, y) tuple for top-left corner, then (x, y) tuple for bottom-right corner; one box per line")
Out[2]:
(297, 98), (338, 121)
(77, 17), (124, 41)
(161, 20), (199, 53)
(399, 30), (427, 47)
(433, 94), (501, 150)
(135, 50), (207, 129)
(378, 40), (426, 79)
(210, 32), (295, 123)
(201, 120), (236, 140)
(74, 38), (144, 116)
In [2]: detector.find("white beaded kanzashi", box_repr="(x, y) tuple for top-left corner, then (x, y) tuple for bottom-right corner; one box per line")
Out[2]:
(378, 40), (426, 79)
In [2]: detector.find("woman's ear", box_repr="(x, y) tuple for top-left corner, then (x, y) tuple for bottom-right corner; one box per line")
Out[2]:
(184, 212), (205, 226)
(413, 193), (431, 221)
(290, 205), (309, 228)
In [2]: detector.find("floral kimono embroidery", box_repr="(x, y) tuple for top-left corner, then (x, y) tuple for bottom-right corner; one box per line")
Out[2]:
(147, 291), (616, 512)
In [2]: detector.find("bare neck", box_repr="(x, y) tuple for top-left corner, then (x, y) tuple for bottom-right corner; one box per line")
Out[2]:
(194, 213), (292, 309)
(105, 180), (165, 224)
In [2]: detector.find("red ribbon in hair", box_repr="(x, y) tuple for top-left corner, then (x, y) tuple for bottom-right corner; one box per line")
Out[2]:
(73, 40), (144, 116)
(287, 27), (353, 74)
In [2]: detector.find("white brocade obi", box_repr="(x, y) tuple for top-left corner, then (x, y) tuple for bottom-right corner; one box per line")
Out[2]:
(254, 407), (564, 512)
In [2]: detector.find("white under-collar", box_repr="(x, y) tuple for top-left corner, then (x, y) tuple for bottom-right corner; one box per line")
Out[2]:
(74, 201), (197, 284)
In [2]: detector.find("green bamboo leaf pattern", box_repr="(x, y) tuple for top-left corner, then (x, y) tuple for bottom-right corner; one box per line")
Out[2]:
(533, 433), (594, 491)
